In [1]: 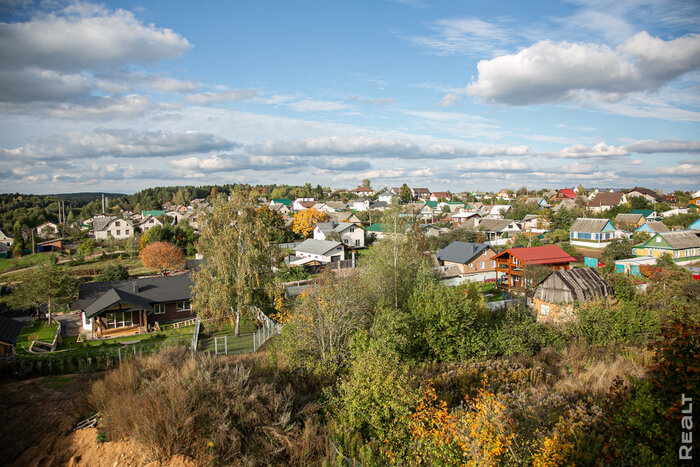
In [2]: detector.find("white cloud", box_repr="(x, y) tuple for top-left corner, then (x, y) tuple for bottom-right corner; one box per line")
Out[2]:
(148, 77), (199, 94)
(246, 135), (530, 160)
(0, 68), (94, 102)
(347, 96), (395, 106)
(0, 3), (190, 72)
(286, 99), (349, 112)
(468, 32), (700, 105)
(408, 17), (512, 56)
(184, 89), (258, 105)
(546, 142), (629, 158)
(1, 128), (234, 160)
(455, 159), (536, 171)
(623, 139), (700, 153)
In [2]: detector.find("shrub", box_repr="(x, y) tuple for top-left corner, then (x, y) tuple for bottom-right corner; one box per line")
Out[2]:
(97, 264), (129, 281)
(88, 347), (326, 464)
(571, 299), (659, 346)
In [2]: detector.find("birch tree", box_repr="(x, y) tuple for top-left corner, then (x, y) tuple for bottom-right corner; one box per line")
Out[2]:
(192, 193), (275, 335)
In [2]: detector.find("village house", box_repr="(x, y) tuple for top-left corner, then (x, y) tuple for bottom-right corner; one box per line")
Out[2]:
(439, 201), (466, 212)
(0, 315), (24, 359)
(313, 222), (365, 248)
(551, 189), (577, 202)
(533, 268), (613, 323)
(492, 245), (576, 289)
(633, 231), (700, 263)
(411, 187), (431, 200)
(0, 229), (13, 249)
(486, 205), (511, 219)
(378, 191), (397, 204)
(138, 214), (163, 233)
(291, 239), (345, 265)
(450, 211), (480, 226)
(352, 198), (371, 212)
(75, 274), (194, 338)
(614, 213), (646, 230)
(36, 221), (59, 238)
(350, 186), (375, 196)
(93, 216), (134, 240)
(635, 221), (670, 234)
(587, 192), (627, 213)
(627, 187), (666, 204)
(519, 214), (548, 233)
(435, 241), (498, 280)
(461, 218), (521, 246)
(496, 189), (514, 201)
(569, 218), (618, 249)
(292, 198), (316, 211)
(430, 192), (451, 202)
(270, 198), (293, 208)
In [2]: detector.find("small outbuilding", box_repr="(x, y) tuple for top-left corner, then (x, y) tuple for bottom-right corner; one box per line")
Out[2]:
(0, 315), (24, 359)
(532, 268), (613, 323)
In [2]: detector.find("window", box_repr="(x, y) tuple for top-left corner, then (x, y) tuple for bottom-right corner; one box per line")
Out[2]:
(103, 310), (133, 328)
(350, 227), (355, 233)
(176, 300), (191, 312)
(491, 260), (496, 268)
(480, 261), (485, 269)
(116, 230), (121, 236)
(355, 239), (360, 246)
(540, 304), (550, 316)
(154, 303), (165, 314)
(125, 230), (130, 235)
(656, 236), (662, 243)
(468, 263), (473, 268)
(115, 221), (121, 227)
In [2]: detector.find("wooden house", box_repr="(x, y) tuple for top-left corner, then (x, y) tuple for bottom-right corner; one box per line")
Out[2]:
(615, 213), (645, 230)
(0, 316), (24, 359)
(587, 192), (626, 213)
(569, 218), (617, 249)
(492, 245), (576, 289)
(635, 221), (670, 234)
(75, 274), (194, 338)
(633, 231), (700, 262)
(533, 268), (613, 323)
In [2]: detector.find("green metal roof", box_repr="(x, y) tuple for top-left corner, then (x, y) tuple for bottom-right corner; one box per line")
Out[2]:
(142, 210), (165, 218)
(630, 209), (654, 218)
(272, 198), (292, 206)
(425, 201), (437, 208)
(366, 223), (384, 232)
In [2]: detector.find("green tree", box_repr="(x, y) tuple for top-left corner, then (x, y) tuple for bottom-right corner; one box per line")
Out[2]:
(98, 264), (129, 281)
(362, 178), (371, 188)
(601, 238), (634, 268)
(10, 264), (78, 323)
(77, 238), (94, 258)
(399, 183), (412, 203)
(361, 203), (436, 310)
(192, 193), (275, 336)
(272, 272), (369, 375)
(11, 224), (25, 253)
(629, 196), (653, 210)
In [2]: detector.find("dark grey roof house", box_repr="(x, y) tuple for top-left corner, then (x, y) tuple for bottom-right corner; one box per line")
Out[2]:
(75, 274), (194, 338)
(0, 315), (24, 359)
(436, 241), (489, 265)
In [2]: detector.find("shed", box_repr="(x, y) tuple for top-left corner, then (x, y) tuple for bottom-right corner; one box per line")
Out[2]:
(533, 268), (613, 323)
(0, 316), (24, 359)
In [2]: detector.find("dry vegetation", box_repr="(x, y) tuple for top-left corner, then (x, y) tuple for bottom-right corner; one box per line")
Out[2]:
(88, 347), (327, 465)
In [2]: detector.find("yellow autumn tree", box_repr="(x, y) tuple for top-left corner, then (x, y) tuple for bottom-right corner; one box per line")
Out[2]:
(291, 208), (329, 238)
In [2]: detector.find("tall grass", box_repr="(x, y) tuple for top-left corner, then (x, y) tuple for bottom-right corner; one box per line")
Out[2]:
(89, 347), (327, 465)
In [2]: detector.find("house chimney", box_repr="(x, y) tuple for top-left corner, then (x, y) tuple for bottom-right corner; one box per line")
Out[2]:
(132, 281), (139, 294)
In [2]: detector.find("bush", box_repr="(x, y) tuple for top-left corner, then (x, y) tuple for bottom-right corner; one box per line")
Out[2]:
(89, 347), (326, 464)
(97, 264), (129, 281)
(570, 299), (659, 346)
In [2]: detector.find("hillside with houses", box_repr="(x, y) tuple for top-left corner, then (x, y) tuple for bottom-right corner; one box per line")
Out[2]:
(0, 183), (698, 465)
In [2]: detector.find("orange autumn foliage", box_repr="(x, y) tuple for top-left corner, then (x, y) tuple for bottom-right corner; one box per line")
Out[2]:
(409, 382), (516, 466)
(139, 241), (184, 275)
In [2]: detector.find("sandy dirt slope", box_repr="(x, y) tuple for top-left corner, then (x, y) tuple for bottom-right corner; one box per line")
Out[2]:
(0, 373), (195, 467)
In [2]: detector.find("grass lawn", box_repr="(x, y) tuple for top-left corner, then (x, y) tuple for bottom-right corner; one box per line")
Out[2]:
(198, 333), (254, 354)
(16, 323), (195, 360)
(17, 321), (58, 344)
(0, 253), (52, 274)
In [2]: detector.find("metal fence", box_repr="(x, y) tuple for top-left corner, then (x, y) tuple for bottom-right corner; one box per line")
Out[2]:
(197, 312), (281, 355)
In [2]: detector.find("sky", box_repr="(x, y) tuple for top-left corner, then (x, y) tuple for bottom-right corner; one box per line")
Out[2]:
(0, 0), (699, 195)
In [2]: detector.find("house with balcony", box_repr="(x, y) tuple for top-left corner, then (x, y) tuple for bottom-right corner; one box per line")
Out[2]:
(569, 218), (617, 249)
(313, 222), (365, 248)
(492, 245), (576, 289)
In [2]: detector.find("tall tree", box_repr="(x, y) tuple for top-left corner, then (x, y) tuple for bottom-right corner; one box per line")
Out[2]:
(10, 264), (78, 323)
(362, 179), (371, 188)
(192, 193), (275, 335)
(399, 183), (412, 203)
(139, 241), (184, 275)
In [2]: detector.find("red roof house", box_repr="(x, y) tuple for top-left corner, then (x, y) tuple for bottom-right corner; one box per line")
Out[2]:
(491, 245), (576, 289)
(552, 189), (576, 201)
